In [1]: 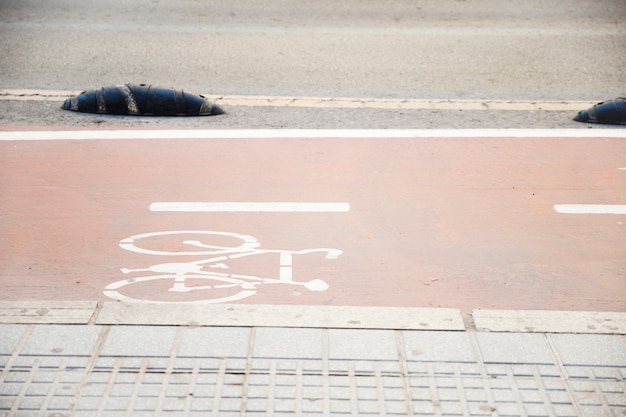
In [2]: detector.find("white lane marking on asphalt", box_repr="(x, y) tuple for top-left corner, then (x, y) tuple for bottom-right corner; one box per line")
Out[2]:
(2, 129), (626, 141)
(150, 202), (350, 212)
(554, 204), (626, 214)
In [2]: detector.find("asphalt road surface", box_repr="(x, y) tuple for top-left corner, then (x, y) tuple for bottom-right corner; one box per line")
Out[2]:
(1, 0), (625, 128)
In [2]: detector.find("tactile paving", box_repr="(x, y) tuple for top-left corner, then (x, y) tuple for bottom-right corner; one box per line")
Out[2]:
(1, 325), (624, 416)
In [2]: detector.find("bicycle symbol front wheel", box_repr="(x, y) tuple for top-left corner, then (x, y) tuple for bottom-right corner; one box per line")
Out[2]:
(120, 230), (261, 256)
(103, 274), (257, 304)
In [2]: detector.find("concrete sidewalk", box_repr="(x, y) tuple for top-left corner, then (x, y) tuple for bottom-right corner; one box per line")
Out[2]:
(1, 305), (625, 416)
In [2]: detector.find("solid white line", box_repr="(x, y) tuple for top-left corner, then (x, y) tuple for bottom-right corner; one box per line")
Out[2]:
(554, 204), (626, 214)
(150, 202), (351, 212)
(2, 129), (626, 141)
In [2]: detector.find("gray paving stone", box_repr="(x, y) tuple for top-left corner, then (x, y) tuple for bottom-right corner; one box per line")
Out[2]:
(4, 323), (626, 417)
(475, 332), (555, 364)
(20, 325), (102, 356)
(402, 331), (477, 363)
(100, 326), (177, 357)
(549, 334), (626, 367)
(473, 309), (626, 334)
(97, 303), (464, 329)
(328, 329), (399, 360)
(0, 324), (27, 354)
(0, 301), (97, 324)
(177, 326), (250, 358)
(253, 327), (322, 359)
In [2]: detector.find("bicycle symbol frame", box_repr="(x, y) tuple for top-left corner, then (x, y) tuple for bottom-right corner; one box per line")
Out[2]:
(104, 230), (342, 304)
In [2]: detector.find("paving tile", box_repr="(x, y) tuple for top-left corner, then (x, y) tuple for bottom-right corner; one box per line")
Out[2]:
(253, 327), (322, 359)
(402, 331), (477, 362)
(0, 301), (97, 324)
(20, 325), (102, 356)
(549, 334), (626, 366)
(177, 326), (250, 358)
(100, 326), (177, 357)
(4, 324), (626, 417)
(328, 329), (399, 360)
(473, 309), (626, 334)
(475, 332), (554, 364)
(97, 303), (464, 329)
(0, 324), (27, 354)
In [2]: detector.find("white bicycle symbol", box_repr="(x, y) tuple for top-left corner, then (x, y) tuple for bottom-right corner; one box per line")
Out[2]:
(104, 230), (342, 304)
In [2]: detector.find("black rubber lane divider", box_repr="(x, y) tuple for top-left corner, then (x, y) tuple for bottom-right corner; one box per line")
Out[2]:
(574, 97), (626, 125)
(61, 84), (224, 116)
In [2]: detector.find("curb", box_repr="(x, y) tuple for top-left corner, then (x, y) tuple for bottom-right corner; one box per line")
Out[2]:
(1, 301), (624, 334)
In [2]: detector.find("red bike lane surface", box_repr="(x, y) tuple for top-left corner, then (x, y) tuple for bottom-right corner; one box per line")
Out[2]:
(1, 130), (624, 313)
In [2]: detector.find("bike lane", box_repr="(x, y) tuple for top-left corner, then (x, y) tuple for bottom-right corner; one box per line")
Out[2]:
(1, 129), (625, 313)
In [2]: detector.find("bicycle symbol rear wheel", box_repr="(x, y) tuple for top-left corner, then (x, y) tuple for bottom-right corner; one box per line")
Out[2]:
(104, 274), (257, 304)
(120, 230), (261, 256)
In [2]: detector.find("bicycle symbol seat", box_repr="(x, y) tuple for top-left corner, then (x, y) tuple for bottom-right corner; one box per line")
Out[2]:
(104, 230), (342, 304)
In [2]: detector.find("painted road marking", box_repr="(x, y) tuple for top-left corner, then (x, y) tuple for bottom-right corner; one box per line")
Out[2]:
(2, 128), (626, 141)
(150, 202), (351, 213)
(554, 204), (626, 214)
(0, 88), (600, 111)
(216, 96), (594, 111)
(555, 167), (625, 214)
(3, 129), (625, 314)
(109, 230), (341, 304)
(2, 22), (622, 36)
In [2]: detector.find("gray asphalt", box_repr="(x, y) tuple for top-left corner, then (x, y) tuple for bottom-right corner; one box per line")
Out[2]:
(1, 0), (625, 128)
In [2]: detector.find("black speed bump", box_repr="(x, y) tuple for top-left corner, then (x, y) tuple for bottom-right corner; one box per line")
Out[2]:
(62, 84), (224, 116)
(574, 98), (626, 125)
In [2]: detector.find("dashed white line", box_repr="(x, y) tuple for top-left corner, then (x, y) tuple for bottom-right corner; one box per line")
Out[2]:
(150, 202), (351, 213)
(554, 204), (626, 214)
